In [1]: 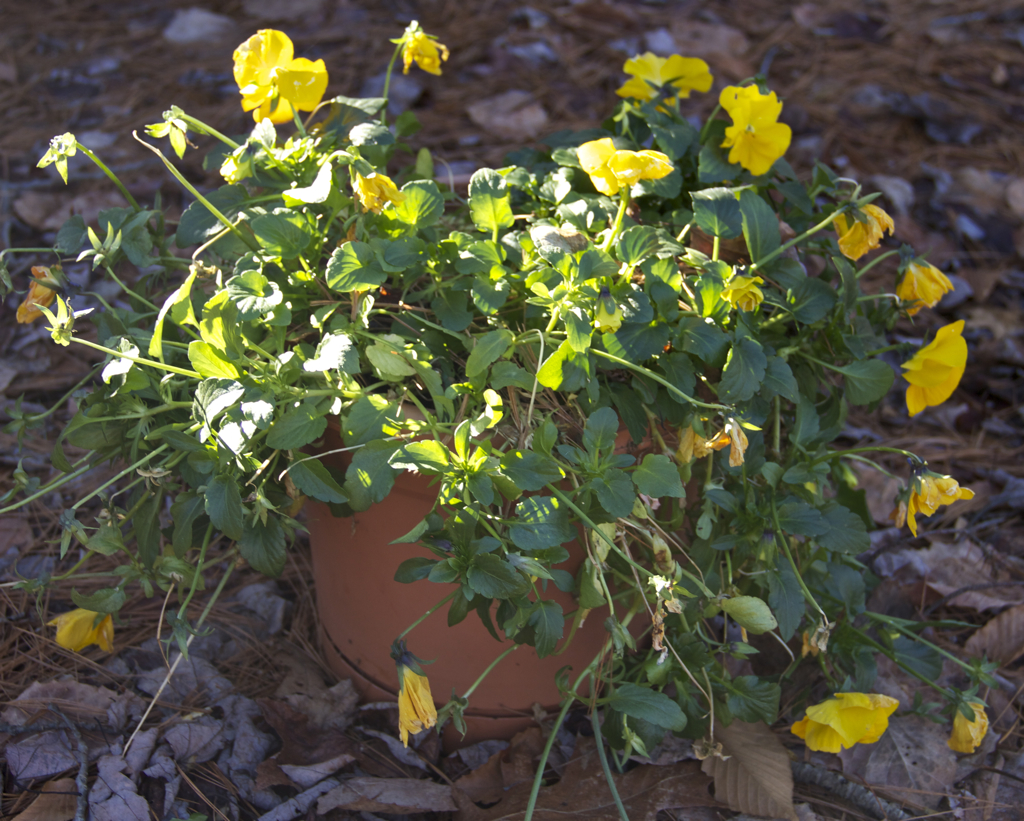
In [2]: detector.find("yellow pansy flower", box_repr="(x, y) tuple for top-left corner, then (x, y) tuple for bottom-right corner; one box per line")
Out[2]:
(397, 667), (437, 746)
(721, 274), (764, 312)
(706, 418), (749, 467)
(948, 701), (988, 753)
(16, 266), (58, 324)
(901, 320), (967, 416)
(719, 85), (792, 177)
(896, 259), (954, 316)
(577, 138), (674, 196)
(790, 693), (899, 753)
(834, 204), (894, 261)
(48, 608), (114, 653)
(616, 52), (713, 105)
(901, 469), (974, 537)
(402, 27), (449, 76)
(233, 30), (328, 124)
(355, 172), (406, 214)
(594, 286), (623, 333)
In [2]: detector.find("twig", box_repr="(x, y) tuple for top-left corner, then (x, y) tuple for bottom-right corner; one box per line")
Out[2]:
(792, 761), (911, 820)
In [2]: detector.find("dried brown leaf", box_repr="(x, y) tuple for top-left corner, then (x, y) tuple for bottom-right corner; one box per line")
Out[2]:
(839, 714), (957, 810)
(10, 778), (77, 821)
(500, 727), (546, 789)
(701, 720), (797, 821)
(455, 748), (505, 804)
(966, 604), (1024, 665)
(317, 776), (457, 814)
(455, 736), (718, 821)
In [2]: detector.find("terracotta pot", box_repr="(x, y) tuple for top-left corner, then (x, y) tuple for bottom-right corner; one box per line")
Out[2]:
(306, 427), (618, 748)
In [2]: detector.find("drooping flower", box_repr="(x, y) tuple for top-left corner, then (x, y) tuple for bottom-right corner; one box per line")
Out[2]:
(233, 30), (328, 124)
(48, 608), (114, 652)
(355, 172), (406, 214)
(707, 418), (749, 467)
(790, 693), (899, 753)
(948, 701), (989, 753)
(901, 320), (967, 416)
(901, 468), (974, 537)
(220, 150), (254, 184)
(594, 286), (623, 333)
(834, 204), (894, 261)
(577, 138), (674, 196)
(896, 259), (954, 316)
(397, 669), (437, 746)
(721, 274), (764, 313)
(16, 266), (58, 324)
(616, 52), (713, 105)
(719, 85), (792, 177)
(401, 24), (449, 76)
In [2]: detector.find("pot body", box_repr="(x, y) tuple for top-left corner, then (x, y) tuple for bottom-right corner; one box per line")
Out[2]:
(306, 446), (609, 748)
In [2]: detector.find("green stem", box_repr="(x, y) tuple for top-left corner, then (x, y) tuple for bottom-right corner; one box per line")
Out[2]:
(772, 394), (781, 458)
(712, 234), (720, 262)
(103, 265), (158, 311)
(176, 113), (241, 150)
(291, 106), (308, 139)
(524, 695), (577, 821)
(600, 191), (631, 252)
(0, 458), (96, 514)
(856, 249), (899, 279)
(17, 367), (101, 423)
(809, 446), (916, 467)
(71, 445), (170, 511)
(462, 645), (519, 700)
(865, 612), (978, 675)
(75, 142), (141, 211)
(853, 628), (954, 700)
(380, 41), (405, 125)
(698, 103), (722, 143)
(397, 589), (458, 640)
(71, 337), (201, 378)
(591, 709), (630, 821)
(176, 524), (214, 616)
(770, 496), (827, 621)
(1, 247), (55, 258)
(749, 207), (847, 272)
(590, 349), (730, 411)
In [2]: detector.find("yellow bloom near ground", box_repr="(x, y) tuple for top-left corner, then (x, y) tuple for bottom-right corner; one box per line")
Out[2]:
(16, 266), (58, 323)
(577, 138), (674, 196)
(616, 52), (713, 104)
(355, 172), (406, 214)
(790, 692), (899, 753)
(901, 320), (967, 416)
(721, 274), (764, 312)
(402, 30), (449, 76)
(833, 204), (894, 260)
(948, 702), (989, 753)
(719, 85), (791, 176)
(48, 608), (114, 652)
(904, 470), (974, 536)
(397, 668), (437, 746)
(896, 259), (954, 316)
(233, 29), (328, 124)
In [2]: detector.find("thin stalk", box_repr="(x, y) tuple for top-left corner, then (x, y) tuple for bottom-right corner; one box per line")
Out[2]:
(380, 41), (405, 125)
(15, 367), (100, 423)
(0, 459), (97, 515)
(600, 191), (631, 252)
(175, 524), (214, 616)
(175, 113), (241, 150)
(590, 349), (731, 411)
(291, 107), (308, 139)
(749, 207), (846, 272)
(809, 446), (916, 467)
(71, 337), (200, 378)
(853, 628), (955, 701)
(397, 590), (458, 640)
(855, 249), (898, 279)
(591, 709), (630, 821)
(866, 611), (979, 675)
(771, 508), (827, 622)
(462, 645), (519, 700)
(75, 142), (140, 211)
(67, 446), (170, 512)
(0, 247), (55, 258)
(103, 265), (158, 311)
(524, 696), (577, 821)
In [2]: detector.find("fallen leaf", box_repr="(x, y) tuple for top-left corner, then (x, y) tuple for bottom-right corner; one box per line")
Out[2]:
(255, 757), (297, 792)
(840, 714), (957, 810)
(0, 517), (32, 554)
(5, 732), (80, 783)
(280, 752), (356, 789)
(163, 716), (225, 763)
(965, 604), (1024, 665)
(317, 776), (457, 814)
(10, 778), (77, 821)
(88, 755), (149, 821)
(500, 727), (546, 789)
(852, 464), (901, 525)
(701, 720), (797, 821)
(454, 736), (718, 821)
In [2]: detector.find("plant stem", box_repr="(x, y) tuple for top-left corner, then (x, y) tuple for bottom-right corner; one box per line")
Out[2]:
(853, 628), (955, 701)
(591, 709), (630, 821)
(75, 142), (141, 211)
(749, 207), (846, 272)
(856, 248), (898, 278)
(71, 445), (170, 511)
(590, 349), (731, 411)
(103, 265), (159, 311)
(809, 446), (916, 467)
(865, 611), (979, 675)
(16, 367), (101, 423)
(380, 41), (405, 126)
(397, 589), (458, 640)
(71, 337), (201, 378)
(524, 696), (577, 821)
(176, 113), (241, 150)
(770, 496), (828, 621)
(462, 645), (519, 700)
(601, 190), (631, 252)
(0, 459), (97, 514)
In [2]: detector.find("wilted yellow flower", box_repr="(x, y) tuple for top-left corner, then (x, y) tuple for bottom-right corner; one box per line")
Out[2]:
(800, 631), (819, 658)
(398, 667), (437, 746)
(577, 138), (674, 196)
(595, 286), (622, 333)
(616, 52), (713, 105)
(355, 172), (406, 214)
(719, 85), (792, 177)
(948, 701), (988, 753)
(902, 320), (967, 416)
(721, 274), (764, 312)
(790, 693), (899, 753)
(834, 204), (894, 261)
(402, 27), (449, 76)
(902, 469), (974, 537)
(897, 259), (954, 316)
(17, 266), (58, 324)
(48, 608), (114, 653)
(707, 418), (749, 467)
(233, 29), (328, 124)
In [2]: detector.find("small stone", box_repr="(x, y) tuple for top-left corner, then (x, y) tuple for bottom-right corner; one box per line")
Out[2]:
(1006, 178), (1024, 221)
(992, 63), (1009, 86)
(86, 56), (121, 76)
(949, 167), (1008, 215)
(644, 28), (677, 56)
(869, 174), (914, 216)
(608, 37), (641, 55)
(467, 90), (548, 140)
(359, 72), (423, 116)
(955, 213), (986, 241)
(508, 40), (559, 67)
(510, 6), (550, 29)
(937, 274), (973, 310)
(163, 8), (237, 45)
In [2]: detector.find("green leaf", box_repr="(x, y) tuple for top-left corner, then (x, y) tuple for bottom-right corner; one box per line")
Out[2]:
(652, 121), (697, 160)
(718, 337), (767, 403)
(837, 359), (895, 406)
(789, 278), (837, 324)
(226, 271), (283, 320)
(536, 339), (573, 390)
(71, 587), (126, 615)
(304, 333), (359, 374)
(824, 561), (865, 614)
(818, 502), (870, 553)
(659, 353), (696, 405)
(467, 553), (523, 599)
(175, 185), (247, 247)
(134, 492), (161, 568)
(698, 141), (742, 184)
(632, 454), (685, 498)
(282, 161), (334, 206)
(509, 496), (575, 551)
(564, 307), (592, 354)
(394, 557), (436, 583)
(170, 492), (206, 558)
(528, 600), (564, 658)
(56, 215), (88, 255)
(726, 676), (780, 725)
(343, 395), (401, 445)
(605, 321), (671, 363)
(738, 189), (780, 264)
(762, 356), (800, 402)
(344, 440), (398, 511)
(691, 187), (742, 239)
(789, 395), (821, 449)
(591, 470), (635, 519)
(615, 225), (659, 266)
(266, 403), (327, 450)
(239, 516), (286, 577)
(583, 407), (620, 455)
(768, 565), (805, 641)
(500, 450), (564, 491)
(205, 475), (245, 540)
(366, 336), (417, 380)
(188, 341), (241, 379)
(466, 329), (513, 380)
(720, 596), (778, 634)
(393, 180), (444, 228)
(472, 276), (511, 315)
(469, 168), (514, 234)
(86, 521), (124, 556)
(776, 500), (828, 537)
(326, 240), (386, 292)
(390, 440), (450, 473)
(678, 316), (729, 365)
(606, 683), (687, 732)
(289, 457), (346, 504)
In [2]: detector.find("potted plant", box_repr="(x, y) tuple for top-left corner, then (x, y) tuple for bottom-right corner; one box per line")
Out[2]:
(3, 21), (989, 815)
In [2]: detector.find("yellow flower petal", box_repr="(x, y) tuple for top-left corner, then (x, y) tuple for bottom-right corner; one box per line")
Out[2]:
(902, 321), (967, 416)
(948, 702), (988, 753)
(17, 266), (58, 324)
(402, 30), (449, 76)
(721, 274), (764, 312)
(232, 29), (328, 123)
(897, 260), (954, 316)
(834, 204), (894, 260)
(719, 85), (791, 176)
(354, 172), (405, 214)
(791, 693), (899, 752)
(578, 138), (620, 196)
(397, 668), (437, 746)
(48, 609), (114, 653)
